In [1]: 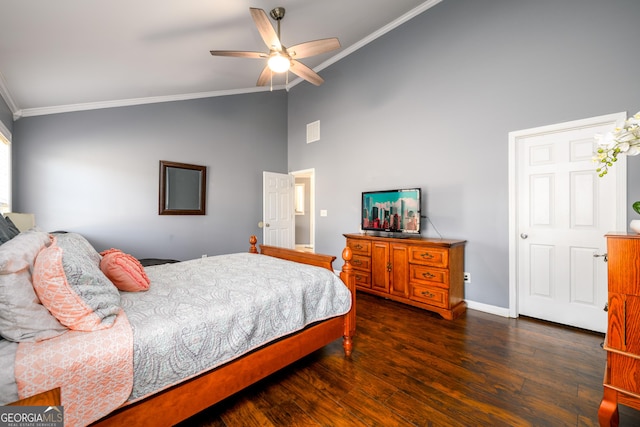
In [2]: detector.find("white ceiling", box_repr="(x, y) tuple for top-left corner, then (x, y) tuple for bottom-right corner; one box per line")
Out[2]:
(0, 0), (440, 118)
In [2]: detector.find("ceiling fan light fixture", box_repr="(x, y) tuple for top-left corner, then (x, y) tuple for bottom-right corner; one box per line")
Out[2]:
(267, 53), (291, 73)
(210, 7), (340, 87)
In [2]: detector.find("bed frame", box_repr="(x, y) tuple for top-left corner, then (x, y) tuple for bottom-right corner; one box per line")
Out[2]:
(89, 236), (356, 427)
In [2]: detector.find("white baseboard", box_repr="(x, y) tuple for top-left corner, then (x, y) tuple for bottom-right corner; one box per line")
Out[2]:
(465, 300), (511, 318)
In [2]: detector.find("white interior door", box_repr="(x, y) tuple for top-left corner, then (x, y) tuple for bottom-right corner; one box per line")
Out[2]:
(262, 171), (294, 248)
(509, 113), (627, 332)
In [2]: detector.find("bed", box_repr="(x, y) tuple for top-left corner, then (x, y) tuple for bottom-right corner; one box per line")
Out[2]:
(0, 230), (356, 427)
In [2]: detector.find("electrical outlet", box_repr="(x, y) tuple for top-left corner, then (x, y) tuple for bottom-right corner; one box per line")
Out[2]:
(464, 272), (471, 283)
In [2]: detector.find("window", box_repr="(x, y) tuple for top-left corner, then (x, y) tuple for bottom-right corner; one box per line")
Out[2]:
(0, 128), (10, 214)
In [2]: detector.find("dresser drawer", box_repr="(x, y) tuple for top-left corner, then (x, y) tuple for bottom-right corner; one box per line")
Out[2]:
(347, 239), (371, 256)
(410, 265), (448, 288)
(409, 246), (449, 268)
(607, 235), (640, 295)
(410, 284), (449, 308)
(606, 293), (640, 353)
(354, 271), (371, 289)
(351, 254), (371, 271)
(609, 352), (640, 395)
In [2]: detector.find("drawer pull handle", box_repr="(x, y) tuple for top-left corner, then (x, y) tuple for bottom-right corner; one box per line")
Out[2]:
(355, 244), (363, 250)
(421, 290), (435, 298)
(422, 272), (435, 279)
(420, 252), (434, 259)
(356, 275), (363, 281)
(353, 260), (362, 266)
(387, 262), (392, 272)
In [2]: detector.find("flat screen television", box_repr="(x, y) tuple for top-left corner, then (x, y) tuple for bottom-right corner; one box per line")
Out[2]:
(361, 188), (421, 234)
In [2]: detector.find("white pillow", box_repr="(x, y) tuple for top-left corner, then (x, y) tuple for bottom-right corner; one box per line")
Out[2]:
(0, 230), (67, 341)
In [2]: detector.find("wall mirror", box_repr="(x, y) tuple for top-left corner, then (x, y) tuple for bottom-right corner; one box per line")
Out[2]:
(159, 160), (207, 215)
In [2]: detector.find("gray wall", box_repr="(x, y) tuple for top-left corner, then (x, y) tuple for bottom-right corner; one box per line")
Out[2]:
(287, 0), (640, 308)
(0, 96), (11, 136)
(12, 92), (288, 260)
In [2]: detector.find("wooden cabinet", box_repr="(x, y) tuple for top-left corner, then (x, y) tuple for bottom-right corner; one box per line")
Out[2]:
(345, 233), (466, 320)
(599, 233), (640, 426)
(371, 241), (409, 297)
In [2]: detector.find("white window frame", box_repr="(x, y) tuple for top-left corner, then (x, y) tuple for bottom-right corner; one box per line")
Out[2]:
(0, 120), (11, 214)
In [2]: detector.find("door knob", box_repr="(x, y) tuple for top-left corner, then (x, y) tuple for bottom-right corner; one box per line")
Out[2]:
(594, 253), (608, 262)
(520, 233), (528, 239)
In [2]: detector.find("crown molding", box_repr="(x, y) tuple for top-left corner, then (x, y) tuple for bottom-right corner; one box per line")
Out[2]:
(17, 85), (286, 119)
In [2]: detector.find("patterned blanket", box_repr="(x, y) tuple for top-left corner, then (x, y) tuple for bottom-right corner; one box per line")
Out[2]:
(15, 310), (133, 427)
(122, 252), (352, 401)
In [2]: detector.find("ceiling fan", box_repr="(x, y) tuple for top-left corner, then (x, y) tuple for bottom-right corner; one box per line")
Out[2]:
(210, 7), (340, 87)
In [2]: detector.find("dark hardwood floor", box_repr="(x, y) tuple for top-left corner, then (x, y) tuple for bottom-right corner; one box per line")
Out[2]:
(178, 292), (640, 427)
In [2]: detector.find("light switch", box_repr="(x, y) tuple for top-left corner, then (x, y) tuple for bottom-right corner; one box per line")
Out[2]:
(320, 210), (328, 217)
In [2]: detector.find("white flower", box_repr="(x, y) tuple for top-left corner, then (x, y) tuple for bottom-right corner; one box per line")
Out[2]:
(595, 132), (616, 148)
(595, 110), (640, 176)
(627, 145), (640, 156)
(627, 113), (640, 127)
(617, 130), (637, 143)
(618, 141), (631, 152)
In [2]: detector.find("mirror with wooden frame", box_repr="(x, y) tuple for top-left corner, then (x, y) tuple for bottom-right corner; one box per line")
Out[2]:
(159, 161), (207, 215)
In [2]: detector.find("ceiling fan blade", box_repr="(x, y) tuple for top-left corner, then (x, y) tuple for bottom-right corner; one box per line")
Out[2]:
(210, 50), (266, 59)
(250, 7), (282, 51)
(287, 38), (341, 59)
(289, 60), (324, 86)
(257, 65), (272, 86)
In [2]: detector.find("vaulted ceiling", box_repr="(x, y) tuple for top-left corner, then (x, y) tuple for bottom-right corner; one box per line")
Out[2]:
(0, 0), (440, 118)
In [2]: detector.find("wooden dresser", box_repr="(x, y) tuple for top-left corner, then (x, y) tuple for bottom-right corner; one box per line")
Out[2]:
(599, 233), (640, 426)
(344, 233), (466, 320)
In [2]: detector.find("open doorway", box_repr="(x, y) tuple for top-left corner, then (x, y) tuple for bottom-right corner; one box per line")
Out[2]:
(291, 168), (315, 253)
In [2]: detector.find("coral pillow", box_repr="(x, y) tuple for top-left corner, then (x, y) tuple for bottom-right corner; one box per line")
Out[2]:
(100, 249), (150, 292)
(33, 233), (120, 331)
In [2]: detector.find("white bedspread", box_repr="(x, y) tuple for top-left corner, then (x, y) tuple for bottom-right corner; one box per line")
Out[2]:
(122, 252), (352, 401)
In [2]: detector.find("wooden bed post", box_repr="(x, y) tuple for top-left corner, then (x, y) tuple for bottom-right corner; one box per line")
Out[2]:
(340, 246), (356, 357)
(249, 235), (258, 254)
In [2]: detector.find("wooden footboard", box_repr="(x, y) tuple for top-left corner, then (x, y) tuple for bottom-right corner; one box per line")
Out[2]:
(91, 236), (356, 427)
(257, 238), (356, 355)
